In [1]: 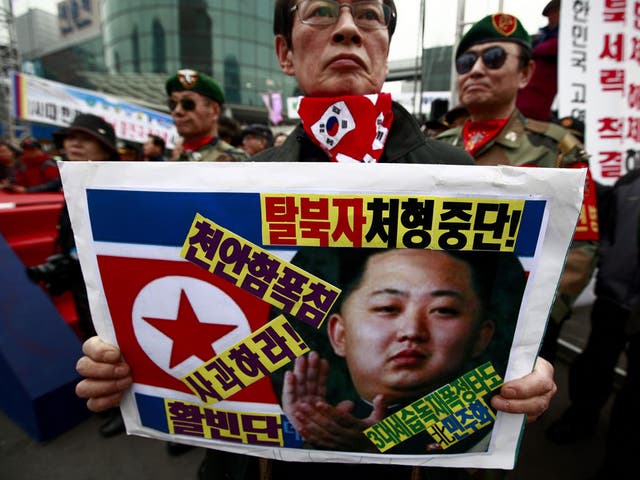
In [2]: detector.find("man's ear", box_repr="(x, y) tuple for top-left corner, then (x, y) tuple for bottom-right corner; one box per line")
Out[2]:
(519, 60), (535, 89)
(471, 320), (495, 358)
(208, 100), (221, 123)
(328, 313), (347, 357)
(275, 34), (295, 76)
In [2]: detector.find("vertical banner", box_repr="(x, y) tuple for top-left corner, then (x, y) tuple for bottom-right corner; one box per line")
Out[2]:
(558, 1), (589, 124)
(59, 162), (585, 470)
(559, 0), (640, 185)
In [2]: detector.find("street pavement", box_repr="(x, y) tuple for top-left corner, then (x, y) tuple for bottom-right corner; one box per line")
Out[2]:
(1, 285), (620, 480)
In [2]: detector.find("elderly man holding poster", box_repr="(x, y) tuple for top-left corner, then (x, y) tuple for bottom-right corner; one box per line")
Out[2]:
(76, 1), (557, 479)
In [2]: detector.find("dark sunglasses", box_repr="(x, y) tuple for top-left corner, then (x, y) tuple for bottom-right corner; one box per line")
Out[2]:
(455, 46), (510, 74)
(168, 98), (197, 112)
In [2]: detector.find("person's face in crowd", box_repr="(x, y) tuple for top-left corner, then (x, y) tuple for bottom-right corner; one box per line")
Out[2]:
(0, 144), (17, 166)
(169, 91), (220, 141)
(143, 137), (160, 158)
(119, 147), (140, 161)
(20, 145), (43, 163)
(328, 249), (495, 404)
(457, 41), (533, 121)
(242, 133), (268, 156)
(275, 0), (391, 96)
(62, 132), (112, 161)
(273, 133), (288, 147)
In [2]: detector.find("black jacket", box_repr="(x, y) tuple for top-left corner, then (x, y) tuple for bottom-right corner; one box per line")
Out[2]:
(595, 168), (640, 309)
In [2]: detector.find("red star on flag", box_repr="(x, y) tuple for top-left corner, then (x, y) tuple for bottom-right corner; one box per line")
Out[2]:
(98, 255), (277, 403)
(143, 290), (237, 368)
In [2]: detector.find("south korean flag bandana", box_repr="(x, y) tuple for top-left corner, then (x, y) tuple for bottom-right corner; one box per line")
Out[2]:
(297, 93), (394, 163)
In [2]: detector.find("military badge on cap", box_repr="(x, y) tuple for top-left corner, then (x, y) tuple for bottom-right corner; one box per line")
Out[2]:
(165, 69), (225, 104)
(456, 13), (531, 59)
(492, 14), (518, 37)
(177, 69), (198, 89)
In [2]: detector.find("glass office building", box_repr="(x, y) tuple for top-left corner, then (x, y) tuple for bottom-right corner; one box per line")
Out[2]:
(102, 0), (298, 108)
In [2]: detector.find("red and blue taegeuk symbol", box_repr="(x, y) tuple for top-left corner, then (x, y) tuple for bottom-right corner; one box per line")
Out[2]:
(326, 116), (340, 136)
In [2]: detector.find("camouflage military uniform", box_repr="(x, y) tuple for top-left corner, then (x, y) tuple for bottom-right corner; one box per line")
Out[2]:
(437, 109), (588, 168)
(438, 109), (598, 361)
(178, 137), (248, 162)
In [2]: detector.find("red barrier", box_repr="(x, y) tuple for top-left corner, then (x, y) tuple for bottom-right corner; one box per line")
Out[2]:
(0, 191), (79, 335)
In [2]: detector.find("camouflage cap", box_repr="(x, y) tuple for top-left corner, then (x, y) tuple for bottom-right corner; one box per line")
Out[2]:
(165, 69), (225, 104)
(456, 13), (531, 59)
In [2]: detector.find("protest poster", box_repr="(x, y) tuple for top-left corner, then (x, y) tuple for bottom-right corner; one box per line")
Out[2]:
(60, 161), (585, 469)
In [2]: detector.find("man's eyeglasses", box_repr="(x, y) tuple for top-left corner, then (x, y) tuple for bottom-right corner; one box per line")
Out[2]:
(291, 0), (394, 30)
(168, 98), (197, 112)
(455, 46), (514, 75)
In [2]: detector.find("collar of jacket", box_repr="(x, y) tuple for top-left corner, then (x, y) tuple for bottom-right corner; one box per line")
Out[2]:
(441, 109), (526, 157)
(490, 109), (527, 151)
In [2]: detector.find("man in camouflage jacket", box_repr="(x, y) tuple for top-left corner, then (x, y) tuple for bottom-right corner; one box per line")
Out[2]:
(165, 69), (248, 163)
(438, 13), (599, 363)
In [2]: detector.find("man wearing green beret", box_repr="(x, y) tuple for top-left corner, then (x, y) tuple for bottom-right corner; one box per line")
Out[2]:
(437, 13), (599, 365)
(165, 69), (248, 162)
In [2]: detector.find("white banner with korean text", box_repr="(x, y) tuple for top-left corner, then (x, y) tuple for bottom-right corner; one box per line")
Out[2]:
(559, 0), (640, 185)
(10, 72), (178, 148)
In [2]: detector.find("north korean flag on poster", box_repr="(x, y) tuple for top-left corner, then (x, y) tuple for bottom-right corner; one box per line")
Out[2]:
(86, 189), (280, 405)
(97, 254), (277, 404)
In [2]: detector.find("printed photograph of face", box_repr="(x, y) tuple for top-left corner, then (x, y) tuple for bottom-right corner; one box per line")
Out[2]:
(328, 248), (496, 405)
(273, 246), (527, 454)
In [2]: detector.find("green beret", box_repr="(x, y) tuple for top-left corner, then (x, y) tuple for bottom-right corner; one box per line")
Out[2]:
(456, 13), (531, 59)
(165, 69), (225, 104)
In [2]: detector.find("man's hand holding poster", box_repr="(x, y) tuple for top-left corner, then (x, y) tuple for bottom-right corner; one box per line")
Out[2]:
(60, 162), (585, 469)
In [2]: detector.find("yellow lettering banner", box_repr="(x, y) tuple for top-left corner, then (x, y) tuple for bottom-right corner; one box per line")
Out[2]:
(181, 213), (341, 328)
(364, 362), (503, 452)
(165, 398), (284, 446)
(181, 314), (310, 404)
(261, 194), (525, 251)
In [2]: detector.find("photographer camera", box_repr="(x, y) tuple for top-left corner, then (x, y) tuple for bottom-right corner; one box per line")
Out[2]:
(26, 252), (80, 297)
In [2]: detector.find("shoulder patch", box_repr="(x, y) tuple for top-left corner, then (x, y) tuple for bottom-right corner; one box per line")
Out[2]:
(524, 118), (550, 134)
(524, 118), (570, 143)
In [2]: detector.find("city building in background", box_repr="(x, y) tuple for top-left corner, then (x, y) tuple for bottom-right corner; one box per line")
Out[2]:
(20, 0), (106, 89)
(4, 1), (522, 141)
(8, 0), (300, 136)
